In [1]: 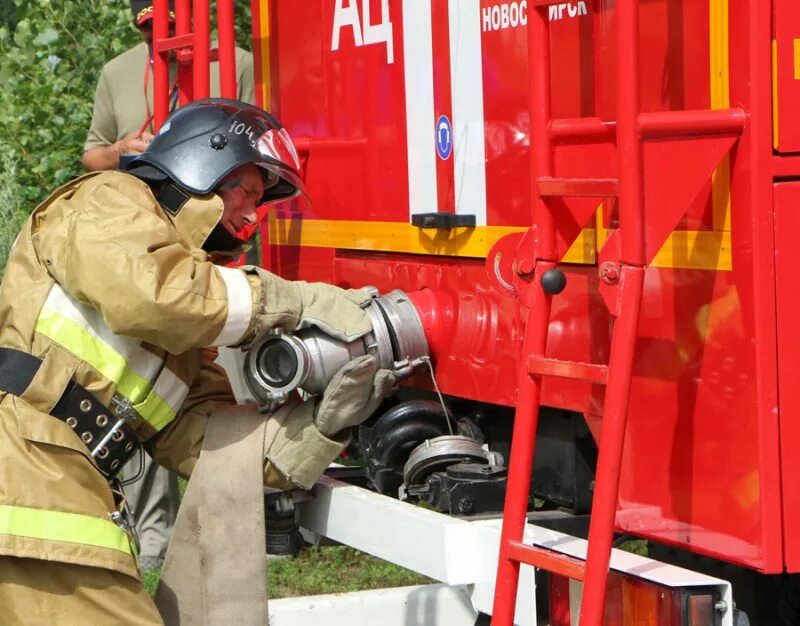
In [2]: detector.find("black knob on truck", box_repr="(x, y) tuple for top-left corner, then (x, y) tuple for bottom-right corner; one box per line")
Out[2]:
(541, 268), (567, 295)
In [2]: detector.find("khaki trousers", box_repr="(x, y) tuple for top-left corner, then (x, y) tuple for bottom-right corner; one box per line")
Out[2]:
(0, 556), (163, 625)
(123, 451), (179, 570)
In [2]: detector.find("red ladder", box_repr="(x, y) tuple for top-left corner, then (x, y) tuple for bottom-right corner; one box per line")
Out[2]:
(150, 0), (239, 131)
(490, 0), (745, 624)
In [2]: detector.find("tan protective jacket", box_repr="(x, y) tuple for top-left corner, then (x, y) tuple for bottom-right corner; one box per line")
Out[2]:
(0, 170), (324, 581)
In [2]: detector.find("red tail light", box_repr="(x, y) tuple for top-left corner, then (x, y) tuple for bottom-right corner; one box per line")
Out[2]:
(548, 572), (719, 626)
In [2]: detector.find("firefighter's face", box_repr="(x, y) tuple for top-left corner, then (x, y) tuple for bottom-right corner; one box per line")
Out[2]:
(217, 164), (265, 238)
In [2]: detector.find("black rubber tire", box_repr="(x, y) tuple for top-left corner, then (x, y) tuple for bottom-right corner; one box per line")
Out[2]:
(359, 400), (448, 495)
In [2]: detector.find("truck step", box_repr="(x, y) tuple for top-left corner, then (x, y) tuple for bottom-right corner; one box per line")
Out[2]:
(506, 541), (586, 581)
(527, 356), (609, 384)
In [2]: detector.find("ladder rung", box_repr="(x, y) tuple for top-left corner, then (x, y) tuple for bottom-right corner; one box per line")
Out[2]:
(506, 541), (586, 581)
(176, 48), (220, 64)
(549, 109), (746, 143)
(154, 33), (195, 53)
(528, 356), (609, 383)
(538, 177), (619, 198)
(639, 108), (747, 139)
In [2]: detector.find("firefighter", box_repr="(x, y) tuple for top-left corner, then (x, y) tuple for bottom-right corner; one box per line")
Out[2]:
(0, 98), (394, 624)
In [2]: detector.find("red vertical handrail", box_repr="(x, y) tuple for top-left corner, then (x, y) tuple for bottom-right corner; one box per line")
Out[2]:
(491, 265), (555, 626)
(489, 0), (740, 623)
(193, 0), (211, 99)
(578, 0), (644, 622)
(491, 4), (556, 625)
(175, 0), (193, 106)
(152, 0), (171, 131)
(578, 268), (644, 625)
(529, 4), (556, 261)
(217, 0), (237, 98)
(616, 0), (645, 266)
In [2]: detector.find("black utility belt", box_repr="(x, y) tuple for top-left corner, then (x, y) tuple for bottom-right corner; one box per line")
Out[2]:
(0, 347), (140, 478)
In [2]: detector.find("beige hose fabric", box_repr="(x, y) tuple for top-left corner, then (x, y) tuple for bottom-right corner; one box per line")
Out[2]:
(155, 405), (276, 625)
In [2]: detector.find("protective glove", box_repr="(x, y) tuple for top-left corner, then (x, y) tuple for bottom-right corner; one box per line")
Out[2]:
(242, 266), (372, 342)
(263, 355), (396, 489)
(313, 354), (397, 437)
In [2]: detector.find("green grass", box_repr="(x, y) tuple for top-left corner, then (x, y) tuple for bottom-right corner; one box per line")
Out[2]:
(268, 546), (432, 598)
(616, 539), (648, 557)
(143, 568), (161, 597)
(142, 545), (431, 599)
(144, 483), (648, 601)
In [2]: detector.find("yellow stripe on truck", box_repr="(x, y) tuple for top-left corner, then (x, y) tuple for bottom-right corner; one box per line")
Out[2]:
(710, 0), (732, 232)
(268, 218), (732, 271)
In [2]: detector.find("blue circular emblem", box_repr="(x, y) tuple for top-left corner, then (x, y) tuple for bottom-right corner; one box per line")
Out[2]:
(436, 115), (453, 160)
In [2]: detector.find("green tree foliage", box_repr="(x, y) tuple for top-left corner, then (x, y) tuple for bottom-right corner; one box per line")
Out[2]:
(0, 153), (30, 278)
(0, 0), (253, 274)
(0, 0), (16, 31)
(0, 1), (137, 207)
(0, 1), (252, 207)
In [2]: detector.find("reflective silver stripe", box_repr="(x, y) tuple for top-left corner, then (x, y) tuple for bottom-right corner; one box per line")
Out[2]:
(403, 0), (438, 219)
(152, 366), (190, 417)
(449, 0), (488, 226)
(134, 364), (191, 432)
(208, 266), (253, 346)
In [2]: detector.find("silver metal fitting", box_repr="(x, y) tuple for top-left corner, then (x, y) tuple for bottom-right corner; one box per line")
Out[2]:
(403, 435), (502, 486)
(243, 289), (429, 411)
(110, 395), (140, 422)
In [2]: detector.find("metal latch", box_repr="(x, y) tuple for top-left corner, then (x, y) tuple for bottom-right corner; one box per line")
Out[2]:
(411, 213), (476, 229)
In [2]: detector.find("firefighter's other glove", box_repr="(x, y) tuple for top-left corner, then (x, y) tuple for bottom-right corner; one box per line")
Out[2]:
(263, 356), (396, 489)
(313, 354), (397, 438)
(243, 266), (373, 342)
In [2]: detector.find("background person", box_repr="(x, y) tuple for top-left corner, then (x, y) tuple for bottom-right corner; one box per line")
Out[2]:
(82, 0), (253, 171)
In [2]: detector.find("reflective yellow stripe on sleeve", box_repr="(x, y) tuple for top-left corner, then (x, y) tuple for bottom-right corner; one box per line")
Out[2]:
(35, 286), (188, 432)
(0, 504), (132, 556)
(36, 311), (177, 431)
(36, 311), (152, 402)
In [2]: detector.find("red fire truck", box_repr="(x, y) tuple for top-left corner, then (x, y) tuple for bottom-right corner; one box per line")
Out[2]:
(148, 0), (800, 624)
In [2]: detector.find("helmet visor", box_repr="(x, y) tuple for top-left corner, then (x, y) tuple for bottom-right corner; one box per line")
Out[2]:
(253, 127), (306, 205)
(255, 128), (300, 171)
(257, 162), (306, 205)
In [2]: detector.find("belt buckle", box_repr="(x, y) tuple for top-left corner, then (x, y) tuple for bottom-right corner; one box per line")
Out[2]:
(91, 395), (137, 462)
